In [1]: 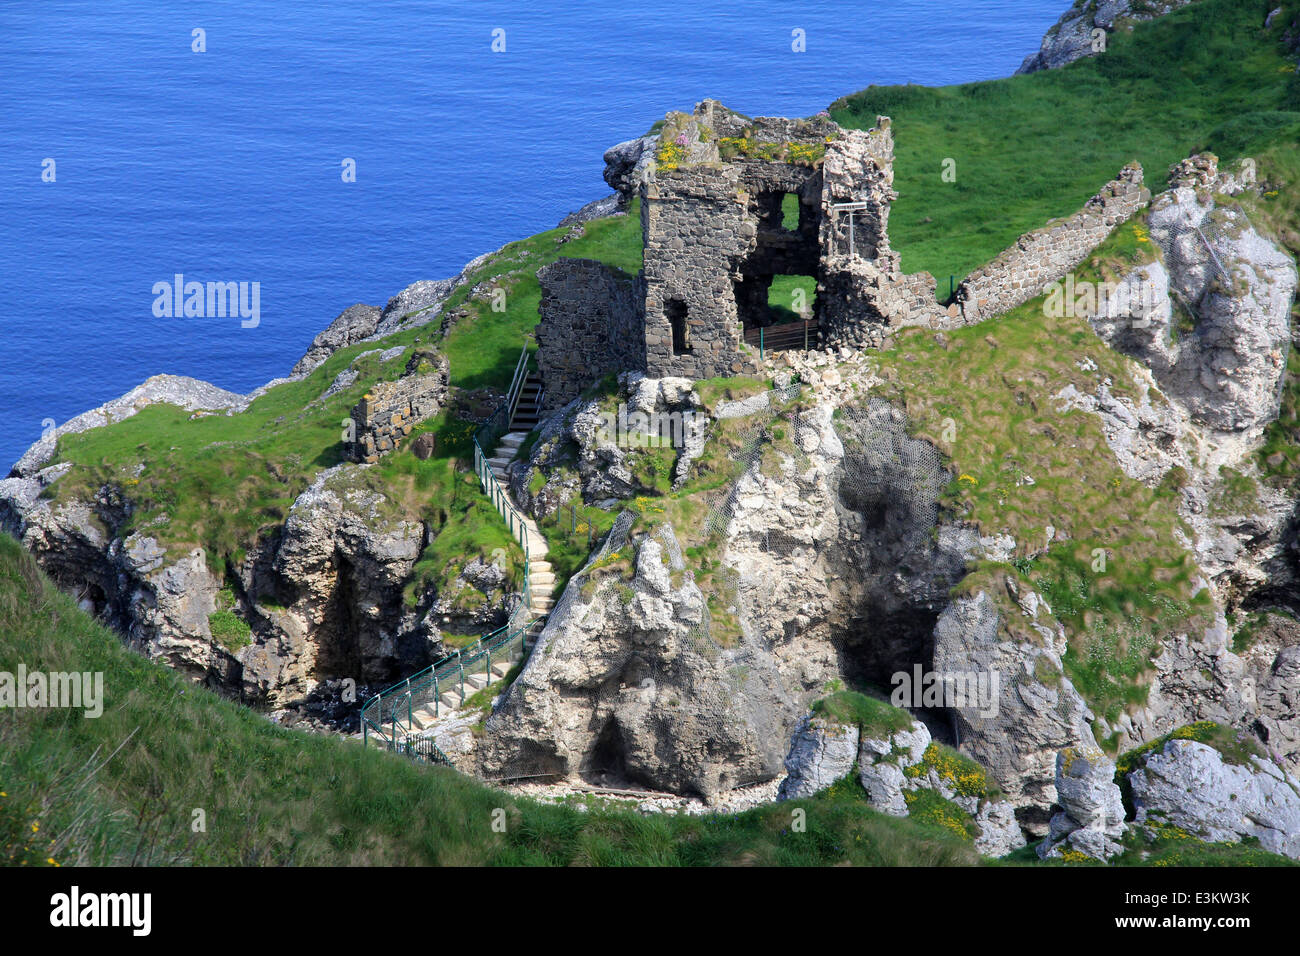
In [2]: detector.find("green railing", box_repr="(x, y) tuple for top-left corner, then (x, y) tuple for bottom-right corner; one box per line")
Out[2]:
(360, 341), (541, 761)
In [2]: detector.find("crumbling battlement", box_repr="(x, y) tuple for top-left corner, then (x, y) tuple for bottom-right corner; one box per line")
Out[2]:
(347, 351), (448, 463)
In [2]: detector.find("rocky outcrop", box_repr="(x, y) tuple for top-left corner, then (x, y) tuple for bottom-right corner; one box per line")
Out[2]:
(1089, 175), (1296, 434)
(856, 722), (932, 816)
(1039, 747), (1127, 860)
(602, 135), (657, 203)
(778, 710), (1025, 856)
(1128, 737), (1300, 859)
(931, 590), (1097, 825)
(290, 304), (383, 377)
(0, 465), (235, 692)
(478, 525), (807, 800)
(1017, 1), (1197, 75)
(8, 375), (247, 478)
(511, 372), (704, 512)
(777, 715), (859, 800)
(268, 466), (430, 690)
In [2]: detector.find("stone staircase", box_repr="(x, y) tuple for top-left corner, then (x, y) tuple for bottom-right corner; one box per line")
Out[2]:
(487, 430), (555, 617)
(360, 343), (557, 754)
(508, 371), (544, 433)
(405, 619), (548, 731)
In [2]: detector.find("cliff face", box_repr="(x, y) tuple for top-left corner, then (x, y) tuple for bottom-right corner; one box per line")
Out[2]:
(476, 330), (1300, 832)
(0, 278), (502, 708)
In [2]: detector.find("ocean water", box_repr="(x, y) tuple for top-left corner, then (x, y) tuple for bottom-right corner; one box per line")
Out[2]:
(0, 0), (1065, 470)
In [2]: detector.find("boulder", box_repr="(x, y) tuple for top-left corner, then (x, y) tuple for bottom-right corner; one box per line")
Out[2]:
(1038, 747), (1127, 860)
(1128, 738), (1300, 859)
(290, 303), (382, 377)
(777, 715), (860, 800)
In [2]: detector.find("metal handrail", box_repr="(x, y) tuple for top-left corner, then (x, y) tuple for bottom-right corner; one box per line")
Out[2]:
(505, 337), (532, 431)
(360, 349), (544, 755)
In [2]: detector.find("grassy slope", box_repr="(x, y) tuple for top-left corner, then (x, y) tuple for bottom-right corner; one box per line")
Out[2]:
(8, 0), (1300, 866)
(4, 539), (1285, 866)
(0, 534), (985, 866)
(40, 204), (645, 622)
(869, 216), (1214, 729)
(832, 0), (1300, 282)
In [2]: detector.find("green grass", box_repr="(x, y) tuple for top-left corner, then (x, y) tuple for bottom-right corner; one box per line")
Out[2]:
(4, 537), (1289, 867)
(832, 0), (1300, 282)
(810, 689), (914, 737)
(870, 238), (1214, 722)
(0, 532), (991, 866)
(37, 202), (645, 644)
(768, 274), (817, 323)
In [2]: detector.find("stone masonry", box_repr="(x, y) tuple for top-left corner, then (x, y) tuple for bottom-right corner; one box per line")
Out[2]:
(536, 258), (644, 413)
(954, 163), (1149, 323)
(535, 99), (1151, 400)
(347, 350), (449, 463)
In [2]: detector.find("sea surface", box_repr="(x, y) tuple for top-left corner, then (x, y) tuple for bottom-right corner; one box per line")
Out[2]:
(0, 0), (1065, 469)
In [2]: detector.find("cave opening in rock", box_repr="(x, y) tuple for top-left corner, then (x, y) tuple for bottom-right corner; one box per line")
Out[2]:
(318, 550), (363, 680)
(584, 715), (629, 785)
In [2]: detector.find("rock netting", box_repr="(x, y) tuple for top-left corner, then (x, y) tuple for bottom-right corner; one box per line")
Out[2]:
(347, 352), (448, 463)
(955, 164), (1149, 323)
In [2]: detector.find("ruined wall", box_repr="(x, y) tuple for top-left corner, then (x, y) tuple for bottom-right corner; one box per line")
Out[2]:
(818, 121), (896, 262)
(816, 119), (957, 347)
(639, 98), (842, 379)
(640, 164), (757, 380)
(955, 163), (1149, 323)
(819, 258), (957, 349)
(347, 353), (448, 463)
(535, 258), (644, 413)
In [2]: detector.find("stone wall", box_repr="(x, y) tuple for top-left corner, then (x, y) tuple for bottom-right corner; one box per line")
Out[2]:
(536, 258), (644, 413)
(955, 163), (1149, 323)
(641, 164), (759, 380)
(347, 351), (448, 463)
(639, 99), (845, 380)
(819, 258), (947, 349)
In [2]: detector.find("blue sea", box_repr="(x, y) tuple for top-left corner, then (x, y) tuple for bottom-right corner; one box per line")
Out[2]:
(0, 0), (1065, 470)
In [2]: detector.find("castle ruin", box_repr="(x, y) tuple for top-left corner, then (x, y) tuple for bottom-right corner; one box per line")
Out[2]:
(535, 99), (1146, 411)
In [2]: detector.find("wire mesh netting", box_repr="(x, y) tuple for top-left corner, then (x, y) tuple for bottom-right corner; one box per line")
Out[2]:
(833, 398), (948, 551)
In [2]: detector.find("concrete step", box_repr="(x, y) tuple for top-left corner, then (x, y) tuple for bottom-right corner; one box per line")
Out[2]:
(410, 706), (438, 731)
(530, 571), (556, 585)
(488, 457), (512, 469)
(530, 560), (552, 572)
(464, 672), (490, 691)
(440, 692), (463, 711)
(500, 434), (526, 448)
